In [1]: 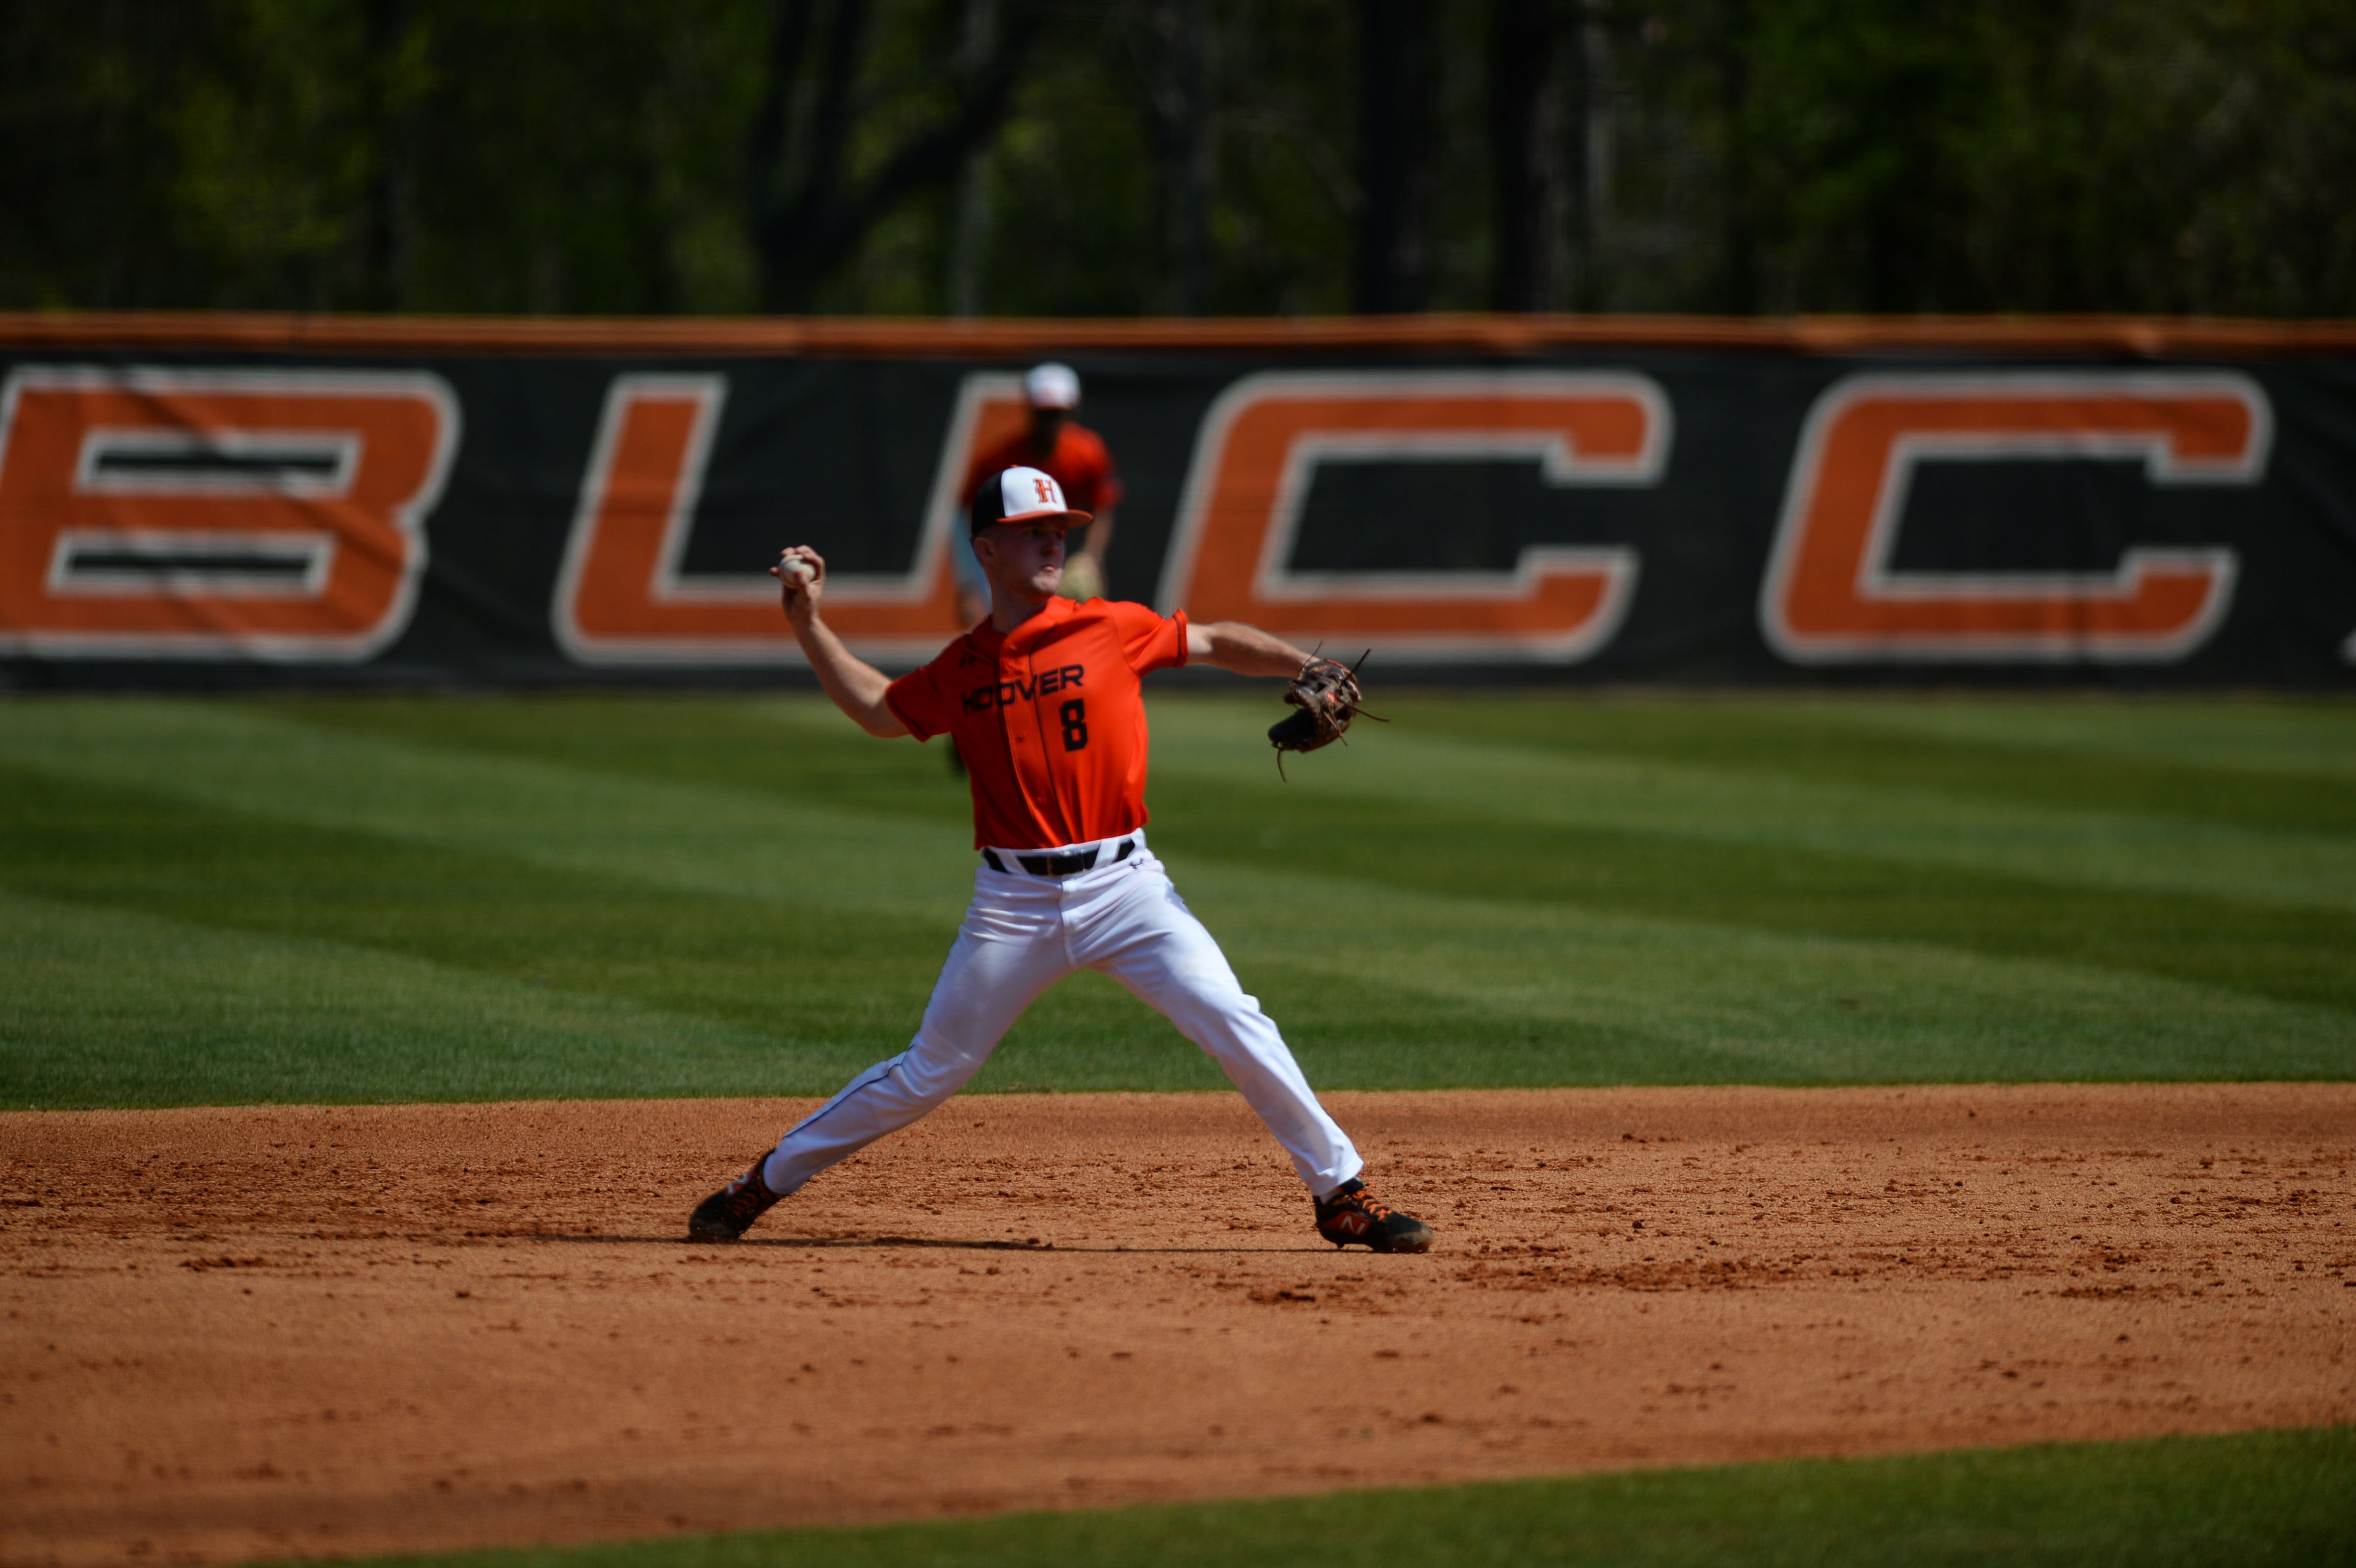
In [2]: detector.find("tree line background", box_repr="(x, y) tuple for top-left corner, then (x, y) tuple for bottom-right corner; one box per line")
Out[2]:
(4, 0), (2351, 319)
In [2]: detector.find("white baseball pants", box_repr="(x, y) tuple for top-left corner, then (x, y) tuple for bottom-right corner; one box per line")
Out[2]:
(758, 832), (1364, 1199)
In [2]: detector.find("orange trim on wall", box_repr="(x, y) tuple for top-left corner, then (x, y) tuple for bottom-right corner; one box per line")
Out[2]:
(0, 311), (2353, 359)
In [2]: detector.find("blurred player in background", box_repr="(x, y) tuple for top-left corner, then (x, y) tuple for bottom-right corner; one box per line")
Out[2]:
(955, 363), (1123, 624)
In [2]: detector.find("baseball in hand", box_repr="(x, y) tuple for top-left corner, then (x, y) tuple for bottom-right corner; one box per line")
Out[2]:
(779, 557), (816, 588)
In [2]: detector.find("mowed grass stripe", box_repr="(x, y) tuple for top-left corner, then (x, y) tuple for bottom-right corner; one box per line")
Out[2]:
(1141, 705), (2356, 914)
(1171, 798), (2356, 1013)
(288, 693), (2356, 912)
(1183, 861), (2356, 1088)
(0, 761), (952, 1039)
(284, 693), (2356, 1009)
(317, 1425), (2356, 1568)
(4, 753), (2344, 1104)
(0, 887), (853, 1108)
(274, 690), (2356, 936)
(1770, 696), (2356, 783)
(0, 760), (1452, 1104)
(0, 698), (979, 917)
(1387, 694), (2356, 832)
(1, 694), (2351, 1107)
(1137, 728), (2356, 1015)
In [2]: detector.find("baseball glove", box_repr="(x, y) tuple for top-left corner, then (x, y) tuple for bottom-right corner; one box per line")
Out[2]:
(1268, 651), (1379, 777)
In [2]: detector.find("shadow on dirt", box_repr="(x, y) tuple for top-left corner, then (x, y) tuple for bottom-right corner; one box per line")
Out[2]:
(520, 1231), (1338, 1255)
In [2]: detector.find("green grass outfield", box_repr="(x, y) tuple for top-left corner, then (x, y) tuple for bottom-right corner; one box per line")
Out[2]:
(327, 1426), (2355, 1568)
(3, 692), (2353, 1109)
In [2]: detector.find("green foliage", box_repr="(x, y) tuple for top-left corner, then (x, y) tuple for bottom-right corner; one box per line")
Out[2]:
(1, 1), (2351, 315)
(317, 1425), (2356, 1568)
(0, 0), (775, 313)
(1710, 0), (2356, 312)
(1, 692), (2351, 1110)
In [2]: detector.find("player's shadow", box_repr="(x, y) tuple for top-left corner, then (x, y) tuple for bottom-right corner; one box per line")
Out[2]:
(526, 1231), (1331, 1254)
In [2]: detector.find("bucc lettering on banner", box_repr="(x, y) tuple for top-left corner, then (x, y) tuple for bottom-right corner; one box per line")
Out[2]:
(1155, 372), (1670, 663)
(1760, 372), (2272, 664)
(552, 373), (974, 665)
(0, 368), (457, 661)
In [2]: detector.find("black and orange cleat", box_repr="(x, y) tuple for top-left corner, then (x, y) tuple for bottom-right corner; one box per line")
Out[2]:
(1313, 1177), (1433, 1253)
(687, 1154), (783, 1242)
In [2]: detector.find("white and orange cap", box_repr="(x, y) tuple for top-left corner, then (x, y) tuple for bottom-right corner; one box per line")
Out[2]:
(969, 465), (1091, 535)
(1024, 362), (1081, 409)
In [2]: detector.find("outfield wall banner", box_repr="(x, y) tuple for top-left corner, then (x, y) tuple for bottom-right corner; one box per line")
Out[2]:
(2, 314), (2353, 688)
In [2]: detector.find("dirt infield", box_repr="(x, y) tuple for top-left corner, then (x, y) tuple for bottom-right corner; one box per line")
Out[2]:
(4, 1086), (2353, 1567)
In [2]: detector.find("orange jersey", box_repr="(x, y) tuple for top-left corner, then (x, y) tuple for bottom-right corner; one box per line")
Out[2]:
(885, 597), (1188, 850)
(961, 423), (1125, 517)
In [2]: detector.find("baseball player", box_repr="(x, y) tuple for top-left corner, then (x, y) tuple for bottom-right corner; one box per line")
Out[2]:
(953, 362), (1123, 621)
(688, 464), (1432, 1254)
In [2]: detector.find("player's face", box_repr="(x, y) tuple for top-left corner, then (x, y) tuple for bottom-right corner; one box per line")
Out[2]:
(975, 522), (1067, 600)
(1027, 407), (1068, 450)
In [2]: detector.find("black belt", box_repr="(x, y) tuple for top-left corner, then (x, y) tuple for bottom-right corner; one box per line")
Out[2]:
(984, 838), (1136, 877)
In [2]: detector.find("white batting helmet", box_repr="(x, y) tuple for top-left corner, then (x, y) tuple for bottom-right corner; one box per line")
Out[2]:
(1023, 363), (1081, 410)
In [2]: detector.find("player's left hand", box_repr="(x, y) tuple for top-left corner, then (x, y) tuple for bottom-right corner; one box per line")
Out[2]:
(1268, 653), (1376, 773)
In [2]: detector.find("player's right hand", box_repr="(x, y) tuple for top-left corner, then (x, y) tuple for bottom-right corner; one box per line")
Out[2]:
(773, 547), (824, 622)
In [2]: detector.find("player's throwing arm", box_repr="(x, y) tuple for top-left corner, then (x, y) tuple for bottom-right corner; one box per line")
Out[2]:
(691, 467), (1430, 1254)
(768, 545), (906, 736)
